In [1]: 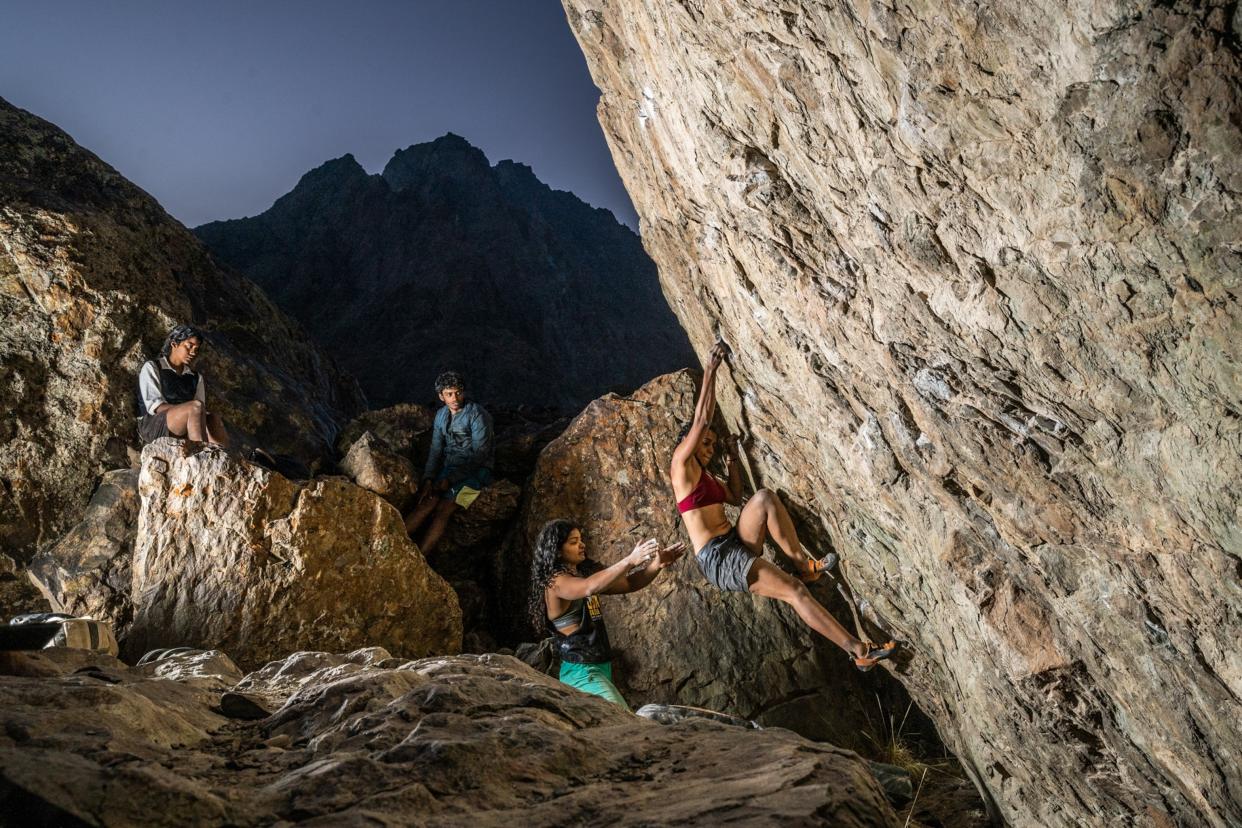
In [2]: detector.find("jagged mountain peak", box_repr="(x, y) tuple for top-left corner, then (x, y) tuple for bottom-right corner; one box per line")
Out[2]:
(195, 134), (693, 410)
(382, 132), (491, 191)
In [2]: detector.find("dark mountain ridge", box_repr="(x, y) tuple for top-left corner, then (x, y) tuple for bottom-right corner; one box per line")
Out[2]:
(196, 134), (693, 410)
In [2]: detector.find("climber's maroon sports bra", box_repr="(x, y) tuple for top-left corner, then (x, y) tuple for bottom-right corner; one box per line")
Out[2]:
(677, 469), (729, 513)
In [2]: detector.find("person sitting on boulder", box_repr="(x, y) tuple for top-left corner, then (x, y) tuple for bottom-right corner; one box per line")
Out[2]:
(136, 324), (230, 449)
(404, 370), (494, 555)
(528, 518), (686, 708)
(669, 341), (896, 672)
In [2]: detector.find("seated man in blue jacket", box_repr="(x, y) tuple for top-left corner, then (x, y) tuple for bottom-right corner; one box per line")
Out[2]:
(404, 370), (495, 555)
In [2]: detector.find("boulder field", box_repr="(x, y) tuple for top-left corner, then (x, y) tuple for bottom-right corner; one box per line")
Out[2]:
(561, 1), (1241, 824)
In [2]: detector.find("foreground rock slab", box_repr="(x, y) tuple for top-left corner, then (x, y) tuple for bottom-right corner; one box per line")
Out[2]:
(126, 439), (461, 668)
(0, 649), (899, 826)
(564, 1), (1242, 824)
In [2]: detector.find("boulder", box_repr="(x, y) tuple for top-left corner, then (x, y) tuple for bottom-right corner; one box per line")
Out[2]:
(26, 469), (138, 634)
(337, 430), (418, 511)
(0, 648), (899, 826)
(125, 439), (461, 669)
(563, 2), (1242, 824)
(0, 97), (364, 563)
(498, 371), (889, 740)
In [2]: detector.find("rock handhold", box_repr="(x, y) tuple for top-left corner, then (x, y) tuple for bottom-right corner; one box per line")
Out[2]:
(125, 439), (462, 669)
(134, 648), (244, 691)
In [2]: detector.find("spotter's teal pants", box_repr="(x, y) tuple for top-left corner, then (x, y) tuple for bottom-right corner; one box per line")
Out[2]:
(558, 660), (629, 709)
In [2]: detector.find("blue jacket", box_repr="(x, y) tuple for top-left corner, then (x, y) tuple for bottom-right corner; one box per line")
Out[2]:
(424, 401), (494, 482)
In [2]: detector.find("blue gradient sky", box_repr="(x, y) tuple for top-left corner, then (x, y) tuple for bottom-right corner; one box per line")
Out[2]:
(0, 1), (639, 229)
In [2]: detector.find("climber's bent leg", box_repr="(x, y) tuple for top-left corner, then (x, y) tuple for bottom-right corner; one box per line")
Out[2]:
(747, 558), (862, 656)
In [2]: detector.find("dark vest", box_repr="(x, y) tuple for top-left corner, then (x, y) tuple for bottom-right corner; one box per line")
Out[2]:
(552, 559), (613, 664)
(136, 360), (200, 416)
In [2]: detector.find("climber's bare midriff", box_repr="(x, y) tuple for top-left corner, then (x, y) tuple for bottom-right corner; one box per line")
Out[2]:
(680, 501), (732, 553)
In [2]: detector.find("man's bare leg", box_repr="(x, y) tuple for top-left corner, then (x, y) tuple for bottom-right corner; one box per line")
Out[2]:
(418, 499), (458, 555)
(405, 493), (439, 537)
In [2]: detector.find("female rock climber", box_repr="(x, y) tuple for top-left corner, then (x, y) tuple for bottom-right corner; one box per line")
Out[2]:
(136, 324), (230, 449)
(528, 519), (685, 708)
(670, 341), (896, 671)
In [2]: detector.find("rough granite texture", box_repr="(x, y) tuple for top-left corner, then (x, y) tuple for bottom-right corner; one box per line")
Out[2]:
(563, 1), (1241, 825)
(0, 648), (899, 827)
(0, 97), (365, 563)
(126, 439), (462, 669)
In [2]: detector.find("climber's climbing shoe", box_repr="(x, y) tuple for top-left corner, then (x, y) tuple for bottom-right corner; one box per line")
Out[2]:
(799, 552), (839, 583)
(853, 640), (898, 672)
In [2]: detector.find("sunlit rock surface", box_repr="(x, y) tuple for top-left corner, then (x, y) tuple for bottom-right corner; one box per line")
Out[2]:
(563, 1), (1242, 824)
(0, 99), (365, 564)
(125, 439), (461, 668)
(0, 648), (899, 826)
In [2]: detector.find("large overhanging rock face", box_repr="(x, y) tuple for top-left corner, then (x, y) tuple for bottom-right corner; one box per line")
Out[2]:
(0, 98), (365, 561)
(563, 2), (1241, 825)
(126, 439), (462, 668)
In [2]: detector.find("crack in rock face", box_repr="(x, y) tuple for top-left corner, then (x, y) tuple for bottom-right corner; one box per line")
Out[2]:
(562, 1), (1242, 824)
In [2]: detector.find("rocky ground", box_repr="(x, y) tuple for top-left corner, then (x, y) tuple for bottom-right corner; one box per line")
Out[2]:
(563, 0), (1242, 824)
(1, 647), (906, 827)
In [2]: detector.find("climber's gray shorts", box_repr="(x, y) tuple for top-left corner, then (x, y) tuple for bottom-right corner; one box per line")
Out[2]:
(696, 529), (756, 593)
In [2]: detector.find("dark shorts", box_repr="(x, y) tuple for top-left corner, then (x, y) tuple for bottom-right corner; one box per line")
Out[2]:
(137, 412), (170, 444)
(696, 529), (756, 593)
(435, 467), (491, 509)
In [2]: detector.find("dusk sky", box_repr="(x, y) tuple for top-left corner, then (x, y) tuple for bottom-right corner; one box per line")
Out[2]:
(0, 1), (640, 229)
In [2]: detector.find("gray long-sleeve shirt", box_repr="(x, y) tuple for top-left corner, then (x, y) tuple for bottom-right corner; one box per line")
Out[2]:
(423, 401), (494, 481)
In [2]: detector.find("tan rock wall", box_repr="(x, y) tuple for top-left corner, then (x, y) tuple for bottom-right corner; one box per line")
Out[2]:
(563, 1), (1241, 824)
